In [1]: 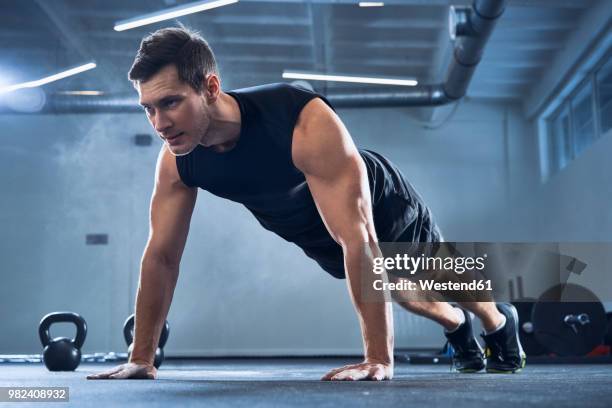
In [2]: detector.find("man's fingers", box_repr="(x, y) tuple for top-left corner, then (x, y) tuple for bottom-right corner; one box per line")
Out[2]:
(321, 372), (334, 381)
(321, 364), (360, 381)
(86, 366), (124, 380)
(110, 367), (150, 380)
(321, 368), (346, 381)
(331, 368), (369, 381)
(109, 370), (132, 380)
(86, 363), (155, 380)
(323, 363), (391, 381)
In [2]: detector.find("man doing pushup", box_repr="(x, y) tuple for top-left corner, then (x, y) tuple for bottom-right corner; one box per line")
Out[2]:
(88, 27), (525, 381)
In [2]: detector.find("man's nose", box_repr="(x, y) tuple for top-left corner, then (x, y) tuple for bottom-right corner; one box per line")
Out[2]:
(154, 112), (172, 133)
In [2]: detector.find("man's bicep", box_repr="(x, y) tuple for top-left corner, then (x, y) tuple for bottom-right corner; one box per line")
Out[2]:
(293, 101), (376, 248)
(293, 98), (358, 175)
(304, 160), (373, 248)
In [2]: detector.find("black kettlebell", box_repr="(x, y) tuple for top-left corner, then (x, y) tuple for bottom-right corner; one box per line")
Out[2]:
(39, 312), (87, 371)
(123, 314), (169, 368)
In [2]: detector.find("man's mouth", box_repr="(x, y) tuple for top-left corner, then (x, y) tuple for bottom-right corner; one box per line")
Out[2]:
(165, 132), (184, 141)
(164, 132), (185, 146)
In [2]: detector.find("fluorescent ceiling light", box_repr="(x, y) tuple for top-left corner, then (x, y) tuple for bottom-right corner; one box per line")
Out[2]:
(56, 90), (104, 96)
(359, 2), (385, 7)
(114, 0), (239, 31)
(282, 71), (418, 87)
(0, 63), (97, 94)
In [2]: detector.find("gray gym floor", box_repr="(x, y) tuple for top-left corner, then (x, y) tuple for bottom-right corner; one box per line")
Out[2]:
(1, 358), (611, 407)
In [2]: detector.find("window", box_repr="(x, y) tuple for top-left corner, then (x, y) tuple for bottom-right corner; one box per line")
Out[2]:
(548, 105), (572, 172)
(570, 80), (596, 155)
(542, 51), (611, 179)
(596, 56), (612, 135)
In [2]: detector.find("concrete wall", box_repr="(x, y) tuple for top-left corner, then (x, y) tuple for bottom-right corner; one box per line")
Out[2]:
(528, 128), (612, 308)
(0, 98), (543, 356)
(530, 129), (612, 242)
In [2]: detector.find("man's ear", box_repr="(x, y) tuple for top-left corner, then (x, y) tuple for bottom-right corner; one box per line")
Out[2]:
(203, 74), (221, 103)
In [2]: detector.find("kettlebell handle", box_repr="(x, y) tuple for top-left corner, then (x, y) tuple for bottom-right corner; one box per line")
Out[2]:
(39, 312), (87, 348)
(123, 314), (135, 345)
(123, 314), (170, 348)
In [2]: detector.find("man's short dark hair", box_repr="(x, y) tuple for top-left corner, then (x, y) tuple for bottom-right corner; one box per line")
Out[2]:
(128, 26), (218, 91)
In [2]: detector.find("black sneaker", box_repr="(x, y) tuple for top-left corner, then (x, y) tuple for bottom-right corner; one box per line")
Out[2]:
(481, 303), (527, 373)
(444, 309), (485, 373)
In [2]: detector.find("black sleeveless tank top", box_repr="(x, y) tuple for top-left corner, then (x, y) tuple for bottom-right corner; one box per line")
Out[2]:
(176, 83), (431, 278)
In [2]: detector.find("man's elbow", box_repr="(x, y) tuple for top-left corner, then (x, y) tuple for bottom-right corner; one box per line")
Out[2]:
(338, 224), (377, 254)
(142, 245), (181, 270)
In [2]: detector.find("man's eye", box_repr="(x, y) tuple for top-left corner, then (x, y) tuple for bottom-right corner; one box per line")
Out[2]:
(143, 106), (153, 114)
(165, 100), (178, 108)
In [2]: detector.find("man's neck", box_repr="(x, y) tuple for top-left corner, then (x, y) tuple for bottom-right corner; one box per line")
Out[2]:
(206, 92), (242, 153)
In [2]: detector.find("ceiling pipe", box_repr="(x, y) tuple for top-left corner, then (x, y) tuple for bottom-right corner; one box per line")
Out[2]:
(329, 0), (506, 107)
(327, 84), (448, 108)
(0, 0), (505, 114)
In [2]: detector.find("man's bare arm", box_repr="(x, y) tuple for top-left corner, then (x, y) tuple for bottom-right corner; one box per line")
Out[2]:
(88, 145), (197, 379)
(292, 99), (393, 381)
(132, 145), (197, 363)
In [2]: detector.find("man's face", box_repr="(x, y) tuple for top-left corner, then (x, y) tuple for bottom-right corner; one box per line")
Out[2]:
(137, 64), (211, 156)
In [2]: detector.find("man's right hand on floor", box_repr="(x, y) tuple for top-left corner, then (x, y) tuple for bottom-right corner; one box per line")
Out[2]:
(87, 362), (157, 380)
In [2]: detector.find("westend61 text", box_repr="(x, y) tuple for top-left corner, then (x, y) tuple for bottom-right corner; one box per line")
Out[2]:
(373, 279), (493, 292)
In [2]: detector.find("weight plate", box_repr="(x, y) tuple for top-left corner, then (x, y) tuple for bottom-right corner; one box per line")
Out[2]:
(512, 299), (547, 356)
(533, 283), (605, 356)
(604, 312), (612, 346)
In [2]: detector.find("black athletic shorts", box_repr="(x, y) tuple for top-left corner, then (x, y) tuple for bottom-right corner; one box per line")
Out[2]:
(307, 178), (442, 279)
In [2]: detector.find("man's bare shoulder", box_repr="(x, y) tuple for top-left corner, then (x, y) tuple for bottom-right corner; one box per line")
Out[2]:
(294, 98), (337, 137)
(155, 145), (190, 189)
(292, 98), (357, 175)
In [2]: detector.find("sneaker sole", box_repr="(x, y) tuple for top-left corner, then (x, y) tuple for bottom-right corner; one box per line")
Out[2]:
(486, 367), (523, 374)
(486, 353), (527, 373)
(458, 366), (485, 373)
